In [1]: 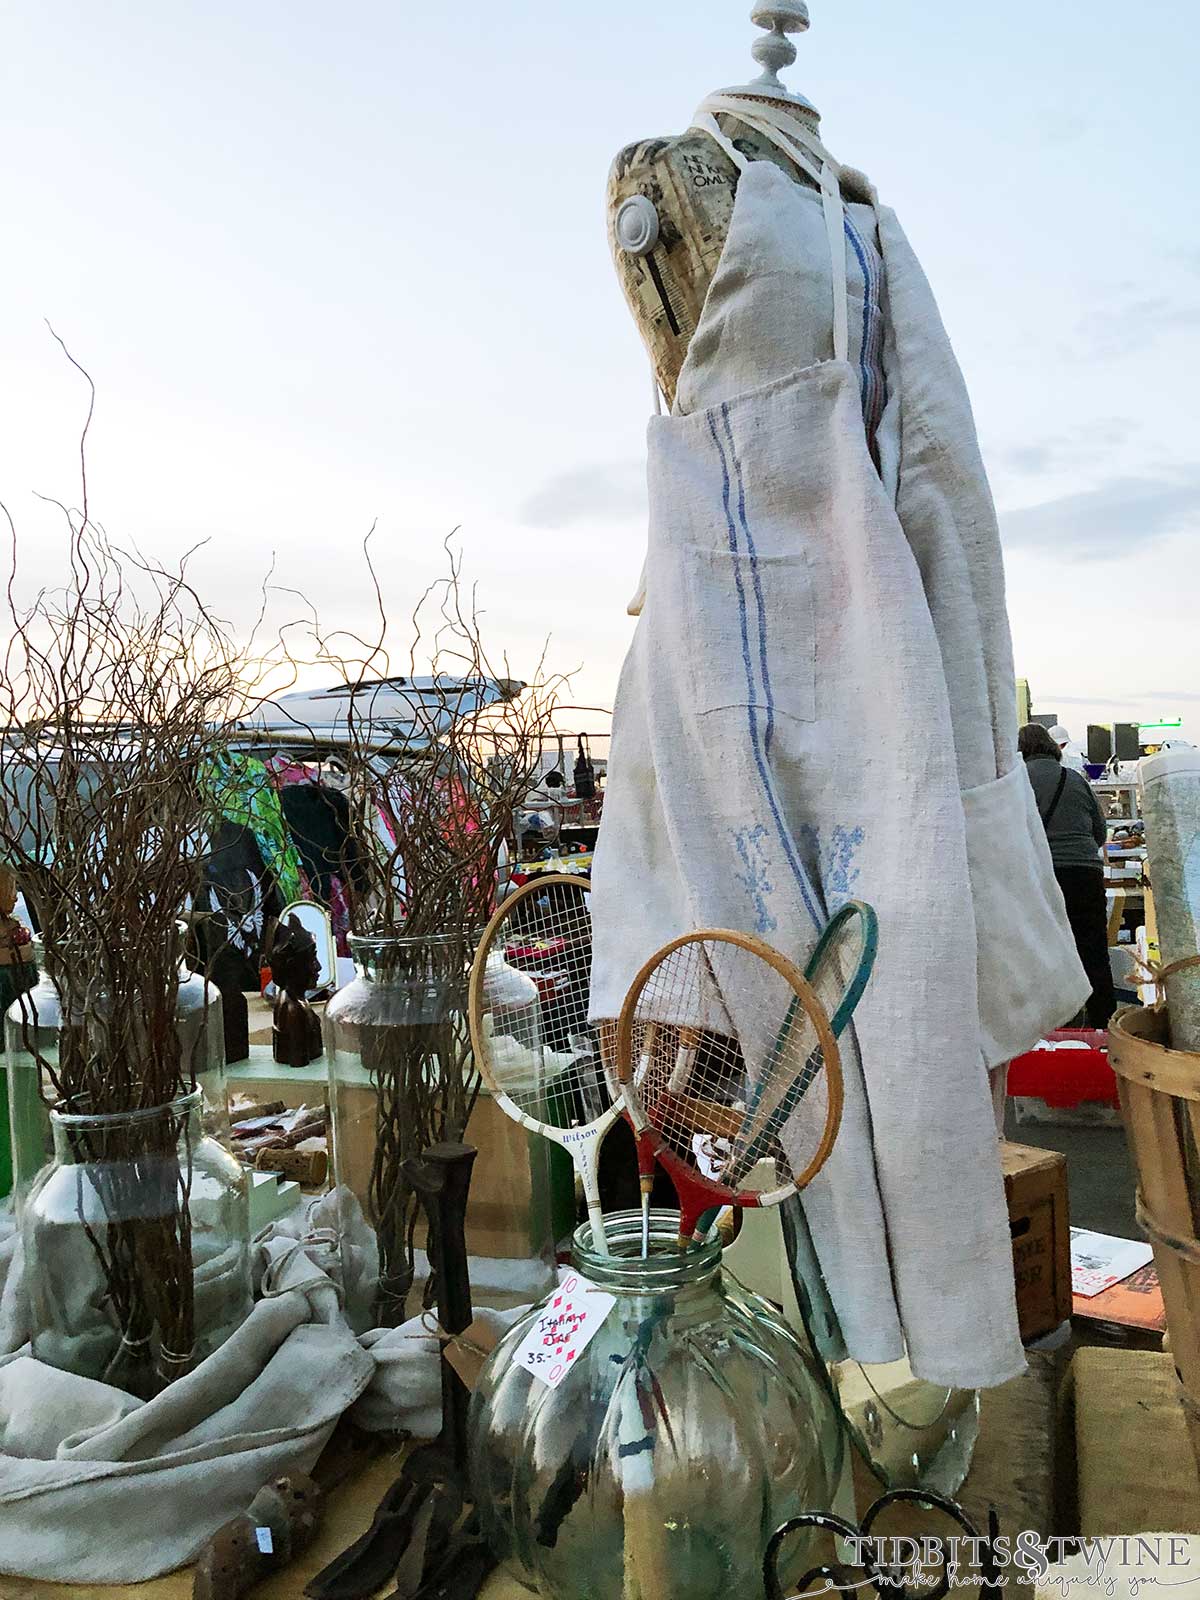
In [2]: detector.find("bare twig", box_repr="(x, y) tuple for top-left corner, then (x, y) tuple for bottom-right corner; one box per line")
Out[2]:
(0, 341), (303, 1394)
(316, 535), (567, 1322)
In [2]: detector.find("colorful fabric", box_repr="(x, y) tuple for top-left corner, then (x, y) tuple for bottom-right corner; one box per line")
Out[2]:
(274, 778), (364, 956)
(202, 752), (304, 905)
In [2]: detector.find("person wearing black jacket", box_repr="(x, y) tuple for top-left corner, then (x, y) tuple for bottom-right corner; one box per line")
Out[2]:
(1019, 722), (1117, 1029)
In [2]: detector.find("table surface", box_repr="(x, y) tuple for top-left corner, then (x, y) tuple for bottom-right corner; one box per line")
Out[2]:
(5, 996), (1062, 1596)
(0, 1353), (1060, 1600)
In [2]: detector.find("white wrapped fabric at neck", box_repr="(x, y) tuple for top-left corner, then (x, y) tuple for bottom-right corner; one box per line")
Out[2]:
(693, 92), (850, 366)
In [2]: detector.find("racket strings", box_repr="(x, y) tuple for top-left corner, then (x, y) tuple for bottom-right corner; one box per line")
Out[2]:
(624, 937), (833, 1195)
(479, 879), (608, 1131)
(808, 920), (867, 1027)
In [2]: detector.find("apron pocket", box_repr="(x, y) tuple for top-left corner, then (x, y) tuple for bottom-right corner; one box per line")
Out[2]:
(681, 543), (817, 723)
(962, 763), (1090, 1066)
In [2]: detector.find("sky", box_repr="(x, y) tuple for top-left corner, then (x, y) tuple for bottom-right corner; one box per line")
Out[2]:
(1, 0), (1197, 753)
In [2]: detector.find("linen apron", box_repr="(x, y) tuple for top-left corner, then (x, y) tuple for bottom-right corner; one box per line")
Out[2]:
(591, 106), (1031, 1388)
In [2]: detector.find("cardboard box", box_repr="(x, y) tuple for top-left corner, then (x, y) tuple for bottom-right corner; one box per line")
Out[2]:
(1001, 1140), (1072, 1343)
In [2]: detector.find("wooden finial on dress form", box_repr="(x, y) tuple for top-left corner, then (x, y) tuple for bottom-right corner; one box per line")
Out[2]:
(722, 1), (820, 119)
(751, 2), (809, 92)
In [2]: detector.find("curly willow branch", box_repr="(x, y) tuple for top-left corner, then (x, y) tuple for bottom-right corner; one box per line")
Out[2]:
(315, 533), (569, 1324)
(0, 340), (304, 1394)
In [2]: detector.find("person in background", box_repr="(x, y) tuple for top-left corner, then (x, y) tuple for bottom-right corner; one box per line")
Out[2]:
(1048, 724), (1087, 773)
(1020, 723), (1117, 1029)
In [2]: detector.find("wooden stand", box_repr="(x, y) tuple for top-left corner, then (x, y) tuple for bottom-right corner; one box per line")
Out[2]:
(1109, 1006), (1200, 1472)
(406, 1142), (478, 1476)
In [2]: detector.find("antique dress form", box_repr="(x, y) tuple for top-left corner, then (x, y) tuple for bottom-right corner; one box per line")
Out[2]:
(606, 2), (866, 410)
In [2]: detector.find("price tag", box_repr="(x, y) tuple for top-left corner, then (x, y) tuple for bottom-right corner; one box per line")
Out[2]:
(512, 1272), (615, 1389)
(255, 1527), (274, 1555)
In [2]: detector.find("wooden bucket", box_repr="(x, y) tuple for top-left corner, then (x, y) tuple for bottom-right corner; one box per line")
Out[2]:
(1108, 1006), (1200, 1459)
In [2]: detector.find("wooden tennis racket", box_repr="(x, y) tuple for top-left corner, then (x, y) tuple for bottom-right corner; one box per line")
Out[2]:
(615, 928), (846, 1244)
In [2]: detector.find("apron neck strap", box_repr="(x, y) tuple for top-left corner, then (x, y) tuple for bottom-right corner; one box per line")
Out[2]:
(692, 110), (753, 174)
(696, 93), (835, 185)
(691, 95), (850, 365)
(699, 94), (841, 172)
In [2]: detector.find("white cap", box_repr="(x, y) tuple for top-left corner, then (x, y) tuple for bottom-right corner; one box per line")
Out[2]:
(1048, 725), (1072, 746)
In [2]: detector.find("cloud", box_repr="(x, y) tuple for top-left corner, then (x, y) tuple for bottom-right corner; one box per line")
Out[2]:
(1072, 295), (1200, 362)
(1003, 444), (1055, 477)
(993, 419), (1136, 481)
(1045, 694), (1139, 708)
(1000, 467), (1200, 554)
(1090, 418), (1137, 449)
(518, 462), (646, 529)
(1038, 110), (1094, 147)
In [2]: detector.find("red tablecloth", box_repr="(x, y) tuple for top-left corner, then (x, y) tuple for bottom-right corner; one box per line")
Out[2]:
(1006, 1029), (1119, 1108)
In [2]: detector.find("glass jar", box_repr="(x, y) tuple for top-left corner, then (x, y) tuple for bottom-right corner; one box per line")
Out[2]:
(22, 1089), (252, 1396)
(469, 1211), (844, 1600)
(782, 1202), (979, 1495)
(175, 962), (230, 1140)
(0, 934), (37, 1200)
(476, 944), (577, 1251)
(326, 934), (557, 1329)
(828, 1356), (980, 1497)
(5, 964), (232, 1210)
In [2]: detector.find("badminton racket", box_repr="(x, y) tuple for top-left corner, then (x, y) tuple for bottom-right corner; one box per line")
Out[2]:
(469, 873), (615, 1253)
(615, 927), (847, 1245)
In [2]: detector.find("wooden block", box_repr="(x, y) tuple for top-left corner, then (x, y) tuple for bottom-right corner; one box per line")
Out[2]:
(247, 1173), (302, 1233)
(1002, 1140), (1072, 1343)
(228, 1099), (288, 1126)
(255, 1146), (328, 1186)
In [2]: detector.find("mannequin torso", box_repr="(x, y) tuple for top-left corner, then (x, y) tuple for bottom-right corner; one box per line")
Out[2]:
(607, 85), (871, 409)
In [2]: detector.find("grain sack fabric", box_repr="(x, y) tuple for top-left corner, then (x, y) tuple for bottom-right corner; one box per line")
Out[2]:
(872, 206), (1089, 1060)
(0, 1224), (372, 1580)
(0, 1194), (473, 1582)
(591, 110), (1025, 1388)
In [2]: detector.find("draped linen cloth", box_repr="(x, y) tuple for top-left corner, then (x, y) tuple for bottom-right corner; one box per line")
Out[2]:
(592, 121), (1084, 1387)
(0, 1194), (505, 1583)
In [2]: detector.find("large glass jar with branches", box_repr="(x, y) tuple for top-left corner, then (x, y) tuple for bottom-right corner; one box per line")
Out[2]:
(0, 374), (291, 1396)
(322, 546), (564, 1328)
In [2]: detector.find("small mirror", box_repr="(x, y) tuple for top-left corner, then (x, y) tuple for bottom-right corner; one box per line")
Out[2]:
(276, 899), (338, 994)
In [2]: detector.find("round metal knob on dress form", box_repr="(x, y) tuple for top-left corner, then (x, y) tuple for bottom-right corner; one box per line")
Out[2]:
(615, 194), (661, 257)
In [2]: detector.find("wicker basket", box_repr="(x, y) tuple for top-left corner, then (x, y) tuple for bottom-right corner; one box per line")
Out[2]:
(1108, 1006), (1200, 1460)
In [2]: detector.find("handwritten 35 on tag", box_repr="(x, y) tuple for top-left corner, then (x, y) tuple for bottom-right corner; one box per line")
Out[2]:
(512, 1272), (616, 1389)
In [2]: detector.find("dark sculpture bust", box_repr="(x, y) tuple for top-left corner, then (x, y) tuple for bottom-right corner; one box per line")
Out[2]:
(269, 915), (323, 1068)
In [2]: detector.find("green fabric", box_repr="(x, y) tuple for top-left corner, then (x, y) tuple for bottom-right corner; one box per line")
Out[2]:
(202, 752), (304, 904)
(0, 1067), (10, 1198)
(0, 960), (37, 1199)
